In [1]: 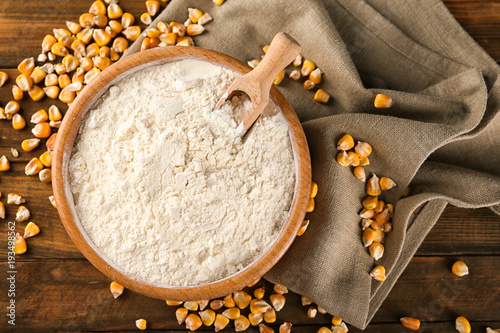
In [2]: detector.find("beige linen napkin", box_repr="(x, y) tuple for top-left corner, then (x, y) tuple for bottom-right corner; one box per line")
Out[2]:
(126, 0), (500, 328)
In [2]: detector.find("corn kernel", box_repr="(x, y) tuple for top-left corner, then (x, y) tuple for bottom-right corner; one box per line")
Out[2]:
(90, 0), (106, 15)
(176, 36), (194, 46)
(253, 286), (265, 299)
(12, 85), (23, 101)
(331, 322), (349, 333)
(332, 316), (342, 326)
(452, 261), (469, 277)
(263, 308), (276, 323)
(62, 55), (79, 73)
(8, 193), (25, 205)
(374, 200), (385, 213)
(73, 67), (85, 84)
(22, 139), (40, 152)
(455, 316), (471, 333)
(337, 150), (350, 167)
(347, 151), (360, 167)
(42, 35), (57, 53)
(366, 174), (382, 196)
(273, 70), (285, 85)
(247, 59), (261, 69)
(354, 166), (366, 182)
(185, 314), (202, 331)
(187, 8), (203, 23)
(198, 12), (213, 25)
(273, 283), (288, 294)
(354, 141), (372, 158)
(0, 155), (10, 171)
(135, 319), (146, 330)
(269, 294), (286, 311)
(141, 37), (151, 51)
(110, 281), (124, 298)
(373, 229), (385, 243)
(380, 177), (396, 190)
(110, 49), (120, 61)
(12, 114), (26, 130)
(0, 202), (5, 219)
(140, 13), (152, 25)
(47, 52), (56, 61)
(306, 198), (315, 212)
(213, 0), (225, 5)
(209, 299), (224, 310)
(77, 27), (94, 43)
(84, 68), (101, 84)
(235, 315), (250, 331)
(112, 37), (129, 53)
(183, 301), (198, 311)
(293, 54), (302, 67)
(250, 299), (270, 315)
(400, 317), (420, 330)
(0, 107), (7, 119)
(314, 89), (330, 103)
(51, 42), (68, 57)
(303, 80), (315, 90)
(93, 29), (111, 46)
(247, 277), (261, 287)
(309, 68), (322, 84)
(199, 309), (216, 326)
(0, 71), (9, 87)
(301, 59), (315, 76)
(16, 205), (30, 222)
(486, 328), (500, 333)
(49, 195), (57, 208)
(361, 218), (372, 230)
(280, 322), (292, 333)
(386, 203), (394, 217)
(44, 86), (60, 99)
(94, 56), (112, 70)
(214, 314), (230, 331)
(109, 20), (123, 33)
(248, 312), (263, 326)
(107, 3), (123, 19)
(222, 307), (240, 319)
(28, 85), (45, 101)
(289, 70), (300, 81)
(307, 306), (317, 318)
(15, 74), (33, 92)
(5, 101), (20, 116)
(59, 87), (76, 104)
(370, 265), (386, 281)
(337, 134), (354, 150)
(53, 28), (71, 44)
(18, 57), (35, 76)
(301, 295), (313, 306)
(224, 293), (235, 308)
(375, 208), (390, 224)
(170, 22), (185, 37)
(25, 157), (44, 176)
(297, 219), (310, 236)
(32, 122), (51, 138)
(176, 307), (188, 324)
(369, 242), (384, 260)
(121, 12), (135, 29)
(123, 26), (141, 41)
(14, 233), (27, 254)
(402, 187), (411, 197)
(30, 67), (47, 84)
(37, 53), (47, 62)
(259, 324), (274, 333)
(234, 290), (251, 309)
(164, 300), (182, 306)
(55, 63), (67, 75)
(362, 228), (376, 247)
(317, 327), (332, 333)
(374, 93), (394, 108)
(145, 0), (160, 16)
(39, 151), (53, 167)
(363, 196), (378, 210)
(66, 20), (81, 34)
(11, 148), (19, 158)
(187, 24), (205, 36)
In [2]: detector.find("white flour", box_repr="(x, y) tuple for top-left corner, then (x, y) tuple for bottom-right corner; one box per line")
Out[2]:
(69, 59), (296, 286)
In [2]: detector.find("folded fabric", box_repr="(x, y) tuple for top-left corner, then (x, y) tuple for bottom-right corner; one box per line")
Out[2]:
(126, 0), (500, 328)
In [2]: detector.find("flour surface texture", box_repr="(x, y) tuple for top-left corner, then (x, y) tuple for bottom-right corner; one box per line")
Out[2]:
(69, 59), (296, 286)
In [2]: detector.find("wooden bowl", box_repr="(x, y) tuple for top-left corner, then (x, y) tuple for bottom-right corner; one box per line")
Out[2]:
(52, 47), (311, 301)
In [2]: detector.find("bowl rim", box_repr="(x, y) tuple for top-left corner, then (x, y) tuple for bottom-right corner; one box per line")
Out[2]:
(52, 46), (311, 301)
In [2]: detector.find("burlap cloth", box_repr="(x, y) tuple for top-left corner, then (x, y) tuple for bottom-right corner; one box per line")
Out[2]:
(126, 0), (500, 328)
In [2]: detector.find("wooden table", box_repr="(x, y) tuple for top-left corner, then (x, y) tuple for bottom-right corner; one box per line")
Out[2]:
(0, 1), (499, 332)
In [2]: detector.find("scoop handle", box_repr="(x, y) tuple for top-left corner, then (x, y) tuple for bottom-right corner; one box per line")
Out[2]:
(252, 32), (301, 91)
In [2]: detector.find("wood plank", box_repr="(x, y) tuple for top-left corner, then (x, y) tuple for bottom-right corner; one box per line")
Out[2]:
(2, 256), (498, 330)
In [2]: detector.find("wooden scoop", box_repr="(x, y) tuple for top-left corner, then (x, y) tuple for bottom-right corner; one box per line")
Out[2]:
(214, 32), (301, 133)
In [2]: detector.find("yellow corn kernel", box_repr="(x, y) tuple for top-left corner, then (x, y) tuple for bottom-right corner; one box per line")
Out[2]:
(233, 290), (251, 309)
(214, 314), (230, 332)
(279, 322), (292, 333)
(18, 57), (35, 76)
(353, 166), (366, 182)
(263, 308), (276, 323)
(369, 242), (384, 260)
(253, 286), (265, 299)
(224, 294), (235, 308)
(260, 324), (274, 333)
(198, 12), (213, 25)
(293, 54), (303, 67)
(200, 300), (209, 310)
(159, 32), (177, 46)
(54, 63), (66, 75)
(59, 74), (72, 88)
(135, 318), (146, 330)
(12, 85), (23, 101)
(170, 22), (186, 37)
(269, 294), (286, 312)
(318, 327), (332, 333)
(309, 182), (318, 199)
(123, 26), (141, 41)
(25, 157), (44, 176)
(121, 12), (135, 29)
(332, 316), (342, 326)
(309, 68), (322, 84)
(64, 35), (77, 49)
(362, 228), (376, 247)
(360, 208), (374, 219)
(301, 295), (313, 306)
(199, 309), (216, 326)
(12, 114), (26, 130)
(110, 49), (120, 61)
(141, 37), (151, 51)
(336, 150), (350, 167)
(360, 156), (370, 166)
(307, 306), (318, 318)
(0, 71), (9, 87)
(30, 67), (47, 85)
(84, 68), (101, 84)
(42, 35), (57, 53)
(177, 36), (194, 46)
(93, 56), (111, 70)
(157, 21), (170, 33)
(370, 265), (386, 281)
(66, 20), (81, 34)
(248, 313), (263, 326)
(303, 79), (315, 90)
(11, 148), (18, 158)
(384, 222), (393, 233)
(15, 74), (33, 92)
(44, 86), (60, 99)
(400, 317), (420, 331)
(486, 328), (500, 333)
(272, 70), (285, 85)
(59, 87), (76, 104)
(374, 229), (385, 244)
(0, 155), (10, 171)
(165, 300), (182, 306)
(374, 200), (385, 214)
(149, 37), (160, 48)
(71, 40), (86, 58)
(76, 28), (93, 44)
(92, 29), (111, 46)
(182, 300), (198, 311)
(355, 142), (372, 158)
(187, 8), (203, 23)
(109, 281), (124, 298)
(273, 283), (288, 294)
(301, 59), (315, 76)
(455, 316), (471, 333)
(235, 315), (250, 332)
(51, 42), (68, 57)
(22, 138), (40, 152)
(337, 134), (354, 150)
(375, 208), (390, 224)
(49, 195), (57, 208)
(80, 13), (95, 28)
(109, 20), (123, 33)
(209, 299), (224, 310)
(366, 174), (382, 196)
(146, 0), (160, 16)
(331, 322), (349, 333)
(14, 233), (27, 254)
(380, 177), (396, 190)
(28, 85), (45, 101)
(386, 203), (394, 217)
(176, 307), (188, 324)
(140, 13), (152, 25)
(452, 260), (469, 277)
(314, 89), (330, 103)
(53, 28), (71, 44)
(5, 101), (20, 117)
(144, 28), (160, 39)
(289, 69), (300, 81)
(73, 67), (85, 84)
(111, 38), (128, 54)
(23, 222), (40, 239)
(363, 195), (378, 210)
(250, 299), (271, 315)
(185, 314), (202, 331)
(32, 122), (51, 139)
(247, 277), (261, 287)
(63, 55), (80, 72)
(297, 219), (310, 236)
(7, 193), (25, 205)
(107, 3), (123, 19)
(39, 168), (52, 181)
(90, 0), (106, 15)
(318, 305), (327, 314)
(222, 307), (240, 320)
(186, 24), (205, 36)
(213, 0), (225, 5)
(347, 151), (360, 167)
(306, 198), (315, 213)
(247, 59), (261, 69)
(40, 151), (53, 167)
(374, 93), (394, 108)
